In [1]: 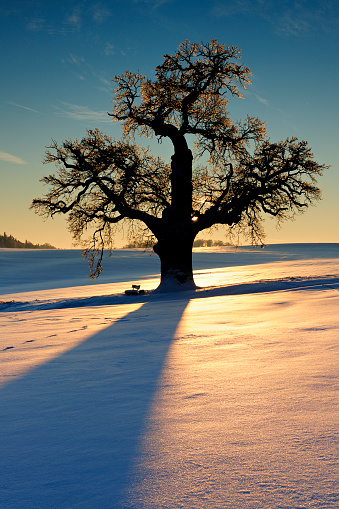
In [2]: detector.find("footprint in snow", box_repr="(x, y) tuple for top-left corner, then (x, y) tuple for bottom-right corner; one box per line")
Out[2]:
(67, 326), (88, 333)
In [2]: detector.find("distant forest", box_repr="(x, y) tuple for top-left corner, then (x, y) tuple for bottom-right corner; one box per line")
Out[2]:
(0, 232), (56, 249)
(193, 239), (232, 248)
(124, 238), (232, 249)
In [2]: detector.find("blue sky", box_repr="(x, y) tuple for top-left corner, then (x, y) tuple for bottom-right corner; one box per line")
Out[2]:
(0, 0), (338, 248)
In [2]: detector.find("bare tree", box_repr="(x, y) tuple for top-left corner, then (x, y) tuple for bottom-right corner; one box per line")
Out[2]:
(32, 39), (326, 290)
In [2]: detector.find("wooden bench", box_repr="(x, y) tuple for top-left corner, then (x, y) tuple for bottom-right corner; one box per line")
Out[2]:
(125, 284), (145, 296)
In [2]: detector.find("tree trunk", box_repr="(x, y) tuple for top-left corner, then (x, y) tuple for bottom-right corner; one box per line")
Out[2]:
(154, 143), (196, 291)
(152, 135), (196, 291)
(153, 234), (196, 291)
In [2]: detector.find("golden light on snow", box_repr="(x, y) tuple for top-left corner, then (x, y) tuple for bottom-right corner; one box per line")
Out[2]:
(1, 250), (338, 508)
(123, 282), (339, 507)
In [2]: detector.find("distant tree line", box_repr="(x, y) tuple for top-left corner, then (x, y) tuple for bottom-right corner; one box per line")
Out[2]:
(0, 232), (56, 249)
(192, 239), (232, 247)
(123, 238), (231, 249)
(123, 237), (155, 249)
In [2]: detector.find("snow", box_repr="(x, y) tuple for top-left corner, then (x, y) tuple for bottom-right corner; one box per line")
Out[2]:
(0, 244), (338, 508)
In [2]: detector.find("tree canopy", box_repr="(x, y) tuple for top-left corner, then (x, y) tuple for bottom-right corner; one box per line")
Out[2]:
(32, 39), (327, 290)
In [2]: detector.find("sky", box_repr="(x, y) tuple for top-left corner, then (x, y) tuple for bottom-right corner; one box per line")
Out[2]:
(0, 0), (338, 249)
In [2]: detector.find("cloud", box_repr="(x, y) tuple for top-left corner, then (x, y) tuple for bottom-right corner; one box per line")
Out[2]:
(96, 73), (112, 93)
(275, 12), (311, 36)
(24, 4), (115, 37)
(0, 151), (27, 165)
(62, 54), (91, 80)
(67, 54), (86, 66)
(26, 16), (77, 35)
(92, 5), (111, 23)
(26, 7), (82, 35)
(274, 2), (339, 36)
(7, 102), (39, 113)
(55, 103), (111, 123)
(211, 0), (339, 36)
(212, 0), (252, 17)
(254, 94), (269, 106)
(65, 8), (82, 30)
(104, 43), (115, 56)
(26, 17), (48, 32)
(133, 0), (173, 11)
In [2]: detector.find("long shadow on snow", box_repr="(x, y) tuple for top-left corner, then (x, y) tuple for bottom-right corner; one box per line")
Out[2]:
(1, 274), (338, 507)
(0, 297), (190, 508)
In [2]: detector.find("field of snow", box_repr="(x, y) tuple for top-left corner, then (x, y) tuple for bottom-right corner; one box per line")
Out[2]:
(0, 244), (338, 508)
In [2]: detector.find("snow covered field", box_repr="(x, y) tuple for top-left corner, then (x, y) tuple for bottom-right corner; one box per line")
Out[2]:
(0, 244), (338, 508)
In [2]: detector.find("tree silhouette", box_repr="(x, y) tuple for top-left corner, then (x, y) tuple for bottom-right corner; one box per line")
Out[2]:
(32, 40), (326, 290)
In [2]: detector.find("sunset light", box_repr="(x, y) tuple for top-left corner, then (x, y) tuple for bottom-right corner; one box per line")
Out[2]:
(0, 1), (338, 507)
(1, 245), (338, 507)
(121, 271), (339, 507)
(0, 1), (338, 248)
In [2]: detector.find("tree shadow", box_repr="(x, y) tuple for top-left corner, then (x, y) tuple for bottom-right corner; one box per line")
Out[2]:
(0, 297), (190, 508)
(2, 271), (337, 507)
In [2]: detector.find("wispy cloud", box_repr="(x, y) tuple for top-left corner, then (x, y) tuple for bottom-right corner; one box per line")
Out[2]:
(25, 4), (112, 35)
(275, 2), (339, 36)
(92, 5), (111, 23)
(26, 16), (76, 35)
(212, 0), (252, 17)
(7, 101), (39, 113)
(26, 7), (82, 35)
(0, 151), (27, 165)
(133, 0), (173, 12)
(255, 94), (269, 106)
(62, 54), (114, 89)
(55, 103), (111, 123)
(61, 54), (92, 81)
(66, 53), (86, 66)
(275, 11), (311, 36)
(65, 8), (82, 31)
(104, 43), (115, 56)
(26, 17), (48, 32)
(211, 0), (339, 36)
(95, 73), (113, 93)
